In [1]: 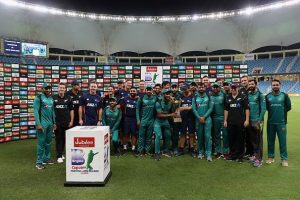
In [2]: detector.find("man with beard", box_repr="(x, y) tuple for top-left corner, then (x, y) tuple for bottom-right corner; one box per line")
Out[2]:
(34, 83), (56, 170)
(177, 84), (195, 156)
(223, 81), (231, 95)
(121, 87), (139, 152)
(192, 83), (213, 161)
(210, 82), (229, 159)
(153, 89), (177, 160)
(224, 83), (250, 162)
(53, 83), (74, 163)
(247, 79), (266, 167)
(102, 97), (122, 156)
(66, 79), (82, 127)
(265, 79), (291, 167)
(136, 86), (158, 156)
(79, 81), (102, 126)
(101, 85), (115, 109)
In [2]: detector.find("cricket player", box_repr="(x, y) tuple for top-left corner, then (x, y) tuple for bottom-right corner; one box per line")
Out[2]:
(102, 97), (122, 156)
(136, 86), (157, 156)
(265, 79), (291, 167)
(192, 83), (213, 161)
(33, 83), (56, 170)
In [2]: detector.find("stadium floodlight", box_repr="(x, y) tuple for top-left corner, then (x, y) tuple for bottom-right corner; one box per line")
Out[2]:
(0, 0), (300, 23)
(87, 14), (97, 20)
(177, 16), (190, 21)
(66, 11), (79, 17)
(125, 16), (137, 23)
(139, 17), (155, 22)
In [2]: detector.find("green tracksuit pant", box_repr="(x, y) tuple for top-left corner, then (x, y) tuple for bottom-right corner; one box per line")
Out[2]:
(138, 121), (154, 153)
(36, 123), (53, 164)
(213, 118), (229, 154)
(154, 120), (171, 154)
(267, 123), (288, 160)
(196, 118), (212, 157)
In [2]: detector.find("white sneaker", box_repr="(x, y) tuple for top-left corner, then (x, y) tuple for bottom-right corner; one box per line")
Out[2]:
(62, 155), (65, 160)
(57, 158), (64, 163)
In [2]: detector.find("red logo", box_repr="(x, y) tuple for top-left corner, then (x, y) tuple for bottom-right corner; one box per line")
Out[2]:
(186, 66), (193, 70)
(4, 67), (12, 72)
(111, 66), (118, 70)
(96, 70), (103, 74)
(37, 66), (44, 70)
(104, 133), (109, 145)
(75, 66), (81, 70)
(118, 70), (125, 74)
(20, 69), (28, 73)
(146, 66), (157, 72)
(74, 137), (95, 147)
(82, 71), (89, 75)
(20, 135), (28, 140)
(4, 82), (12, 86)
(44, 70), (52, 74)
(133, 70), (140, 75)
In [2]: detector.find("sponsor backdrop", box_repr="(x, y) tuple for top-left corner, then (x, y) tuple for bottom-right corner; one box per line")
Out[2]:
(0, 62), (247, 143)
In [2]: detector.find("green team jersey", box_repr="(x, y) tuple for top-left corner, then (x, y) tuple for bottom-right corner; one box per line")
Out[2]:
(155, 99), (173, 124)
(210, 91), (226, 119)
(136, 94), (157, 123)
(102, 107), (122, 131)
(248, 90), (266, 122)
(266, 91), (291, 124)
(33, 93), (55, 127)
(192, 93), (213, 119)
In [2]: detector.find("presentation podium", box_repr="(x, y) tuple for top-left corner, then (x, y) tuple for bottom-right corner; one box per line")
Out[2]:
(64, 126), (111, 186)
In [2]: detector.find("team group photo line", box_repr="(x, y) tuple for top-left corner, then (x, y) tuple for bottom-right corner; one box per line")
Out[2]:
(34, 76), (291, 170)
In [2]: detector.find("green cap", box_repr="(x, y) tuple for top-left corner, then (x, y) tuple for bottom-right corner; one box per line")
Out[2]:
(109, 97), (117, 102)
(146, 85), (153, 90)
(223, 81), (230, 86)
(212, 82), (220, 87)
(162, 89), (171, 95)
(42, 83), (51, 88)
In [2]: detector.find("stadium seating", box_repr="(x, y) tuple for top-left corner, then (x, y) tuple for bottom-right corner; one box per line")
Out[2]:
(290, 57), (300, 73)
(245, 58), (281, 74)
(257, 81), (271, 93)
(277, 56), (295, 73)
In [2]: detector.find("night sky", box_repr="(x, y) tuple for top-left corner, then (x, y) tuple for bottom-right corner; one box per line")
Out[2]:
(25, 0), (276, 16)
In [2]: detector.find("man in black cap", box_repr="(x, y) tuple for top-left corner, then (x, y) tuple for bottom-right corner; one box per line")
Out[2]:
(66, 79), (82, 127)
(224, 82), (250, 162)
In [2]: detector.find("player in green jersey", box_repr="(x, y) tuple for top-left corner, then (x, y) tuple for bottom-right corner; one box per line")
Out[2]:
(192, 83), (213, 161)
(265, 79), (291, 167)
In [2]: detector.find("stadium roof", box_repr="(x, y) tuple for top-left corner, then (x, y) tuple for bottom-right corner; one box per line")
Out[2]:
(26, 0), (276, 16)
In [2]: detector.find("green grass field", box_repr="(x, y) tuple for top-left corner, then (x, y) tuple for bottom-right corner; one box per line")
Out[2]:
(1, 97), (300, 200)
